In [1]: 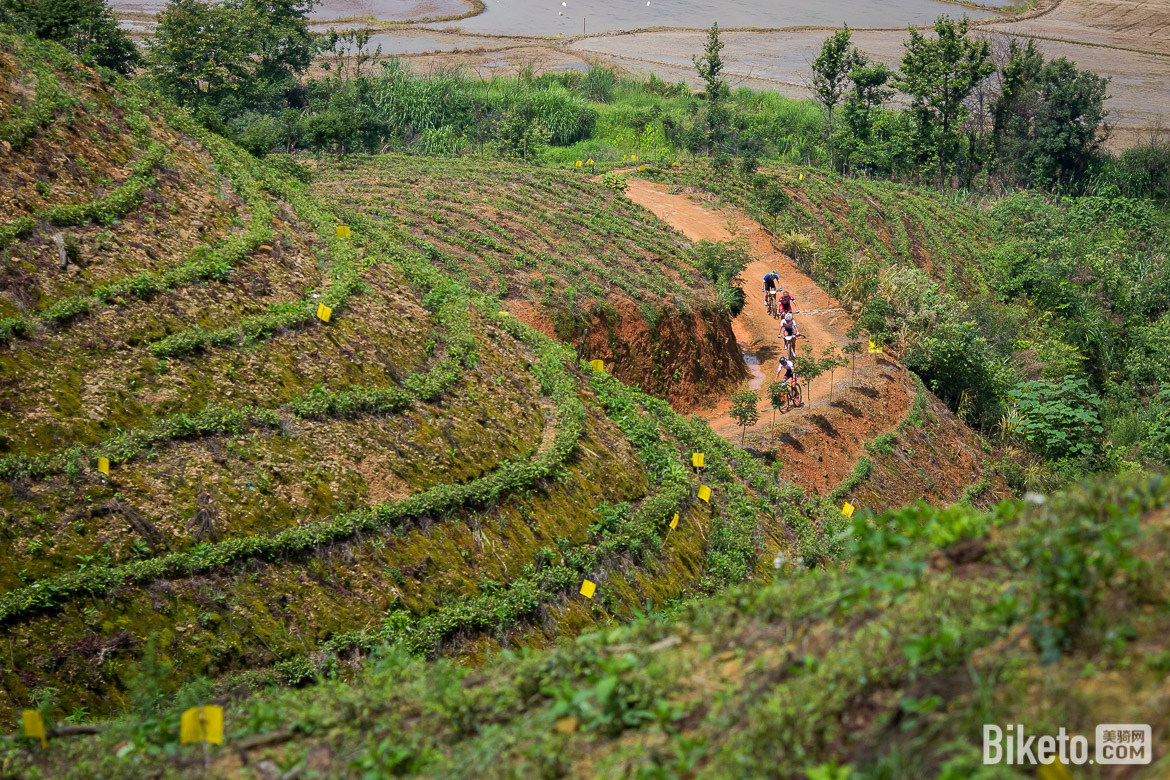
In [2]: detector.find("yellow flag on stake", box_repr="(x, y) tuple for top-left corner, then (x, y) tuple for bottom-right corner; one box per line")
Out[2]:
(842, 501), (855, 518)
(335, 225), (350, 239)
(22, 711), (46, 748)
(868, 339), (883, 354)
(638, 165), (645, 171)
(586, 158), (594, 165)
(631, 155), (638, 161)
(691, 452), (705, 468)
(669, 513), (679, 530)
(698, 485), (711, 503)
(579, 580), (596, 599)
(799, 173), (804, 181)
(97, 457), (109, 475)
(589, 359), (604, 372)
(316, 303), (332, 323)
(575, 160), (583, 168)
(180, 705), (224, 746)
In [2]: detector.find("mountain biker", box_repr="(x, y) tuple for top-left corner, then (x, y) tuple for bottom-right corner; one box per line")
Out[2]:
(778, 288), (796, 315)
(762, 271), (781, 316)
(780, 312), (801, 359)
(762, 271), (780, 295)
(775, 355), (797, 385)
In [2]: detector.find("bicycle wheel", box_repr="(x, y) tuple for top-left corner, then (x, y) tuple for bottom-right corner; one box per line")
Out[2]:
(783, 386), (791, 412)
(792, 384), (802, 407)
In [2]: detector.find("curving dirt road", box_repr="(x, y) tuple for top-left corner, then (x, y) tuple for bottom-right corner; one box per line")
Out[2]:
(625, 179), (917, 494)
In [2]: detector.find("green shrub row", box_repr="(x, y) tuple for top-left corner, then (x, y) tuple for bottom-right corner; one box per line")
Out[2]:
(0, 326), (585, 625)
(264, 408), (693, 667)
(0, 64), (72, 150)
(0, 143), (167, 258)
(143, 143), (365, 360)
(828, 457), (873, 503)
(0, 354), (472, 480)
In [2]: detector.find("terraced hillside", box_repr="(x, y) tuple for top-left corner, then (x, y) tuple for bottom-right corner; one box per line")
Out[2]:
(21, 474), (1169, 778)
(643, 163), (996, 301)
(314, 155), (746, 412)
(0, 35), (844, 728)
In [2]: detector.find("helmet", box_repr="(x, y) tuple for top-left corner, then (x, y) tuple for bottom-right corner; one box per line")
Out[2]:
(783, 312), (793, 324)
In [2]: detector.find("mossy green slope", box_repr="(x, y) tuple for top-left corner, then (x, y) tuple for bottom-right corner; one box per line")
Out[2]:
(12, 473), (1167, 778)
(313, 155), (747, 410)
(0, 36), (840, 728)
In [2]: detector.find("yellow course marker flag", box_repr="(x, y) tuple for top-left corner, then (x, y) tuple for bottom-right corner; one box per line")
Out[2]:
(868, 339), (883, 354)
(842, 501), (855, 518)
(586, 158), (594, 165)
(97, 457), (110, 475)
(335, 225), (351, 239)
(316, 303), (332, 323)
(1037, 758), (1074, 780)
(575, 160), (583, 168)
(638, 165), (645, 171)
(691, 452), (705, 468)
(669, 513), (679, 530)
(180, 705), (224, 746)
(589, 359), (604, 372)
(631, 155), (638, 161)
(579, 580), (596, 599)
(698, 485), (711, 503)
(799, 173), (804, 181)
(22, 710), (46, 748)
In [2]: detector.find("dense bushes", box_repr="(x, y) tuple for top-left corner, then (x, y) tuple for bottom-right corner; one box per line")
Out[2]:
(692, 240), (750, 316)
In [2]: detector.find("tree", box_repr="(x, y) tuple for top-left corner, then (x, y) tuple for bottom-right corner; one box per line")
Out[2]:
(847, 336), (865, 388)
(146, 0), (316, 124)
(821, 341), (847, 402)
(693, 22), (731, 155)
(729, 389), (760, 445)
(810, 24), (859, 170)
(767, 381), (788, 440)
(896, 16), (993, 188)
(693, 239), (750, 316)
(837, 59), (893, 171)
(794, 344), (826, 410)
(1, 0), (139, 74)
(993, 39), (1109, 188)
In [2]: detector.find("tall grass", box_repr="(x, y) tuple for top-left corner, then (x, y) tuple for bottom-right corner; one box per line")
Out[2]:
(300, 58), (825, 162)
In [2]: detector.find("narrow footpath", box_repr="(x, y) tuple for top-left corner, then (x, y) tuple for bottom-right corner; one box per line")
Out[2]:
(625, 179), (915, 495)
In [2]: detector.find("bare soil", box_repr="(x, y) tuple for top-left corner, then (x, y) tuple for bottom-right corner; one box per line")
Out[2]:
(625, 179), (1002, 503)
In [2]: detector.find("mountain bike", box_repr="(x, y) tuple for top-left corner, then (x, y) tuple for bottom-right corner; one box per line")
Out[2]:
(782, 332), (804, 361)
(778, 377), (802, 411)
(764, 290), (778, 318)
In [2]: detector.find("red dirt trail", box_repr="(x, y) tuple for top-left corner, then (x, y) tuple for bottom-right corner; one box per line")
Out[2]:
(625, 179), (917, 495)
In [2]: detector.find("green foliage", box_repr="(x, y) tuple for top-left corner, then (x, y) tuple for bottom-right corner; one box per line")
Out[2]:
(0, 0), (139, 74)
(22, 474), (1167, 778)
(829, 457), (872, 503)
(729, 389), (760, 444)
(810, 24), (859, 168)
(1019, 475), (1156, 660)
(692, 22), (730, 154)
(896, 16), (993, 187)
(994, 40), (1110, 189)
(145, 0), (314, 125)
(692, 239), (750, 315)
(1009, 377), (1102, 460)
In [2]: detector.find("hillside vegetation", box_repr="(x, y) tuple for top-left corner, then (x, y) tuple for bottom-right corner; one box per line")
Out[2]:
(314, 154), (746, 410)
(641, 161), (1170, 486)
(13, 473), (1168, 778)
(0, 34), (844, 728)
